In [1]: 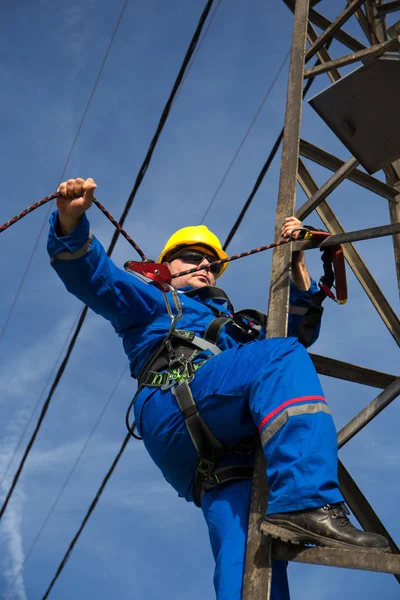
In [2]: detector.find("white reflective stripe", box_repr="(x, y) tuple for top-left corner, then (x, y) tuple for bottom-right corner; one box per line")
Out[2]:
(260, 402), (331, 446)
(192, 335), (221, 355)
(51, 233), (94, 261)
(289, 305), (308, 315)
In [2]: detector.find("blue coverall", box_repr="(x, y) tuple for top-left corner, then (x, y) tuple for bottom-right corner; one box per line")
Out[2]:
(48, 211), (343, 600)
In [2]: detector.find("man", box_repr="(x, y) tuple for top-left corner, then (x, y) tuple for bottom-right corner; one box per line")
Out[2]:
(49, 177), (390, 600)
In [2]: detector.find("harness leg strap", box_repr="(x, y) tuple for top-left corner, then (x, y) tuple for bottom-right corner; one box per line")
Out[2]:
(172, 382), (254, 505)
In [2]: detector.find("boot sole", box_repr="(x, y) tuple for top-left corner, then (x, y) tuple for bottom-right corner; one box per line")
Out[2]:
(261, 520), (391, 553)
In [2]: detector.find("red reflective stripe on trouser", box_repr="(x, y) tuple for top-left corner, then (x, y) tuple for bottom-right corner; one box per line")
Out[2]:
(258, 395), (327, 433)
(260, 402), (331, 447)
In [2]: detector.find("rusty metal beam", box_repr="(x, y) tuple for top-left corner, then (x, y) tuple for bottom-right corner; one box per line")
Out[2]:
(294, 222), (400, 248)
(296, 159), (400, 346)
(338, 377), (400, 448)
(299, 139), (398, 200)
(353, 2), (380, 44)
(306, 0), (367, 61)
(284, 0), (367, 52)
(304, 36), (400, 78)
(271, 541), (400, 574)
(370, 1), (400, 296)
(337, 461), (400, 565)
(376, 0), (400, 14)
(307, 21), (341, 81)
(389, 194), (400, 296)
(296, 156), (359, 219)
(243, 1), (310, 598)
(309, 353), (397, 389)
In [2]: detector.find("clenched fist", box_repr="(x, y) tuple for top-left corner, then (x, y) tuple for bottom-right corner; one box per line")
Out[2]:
(57, 177), (97, 235)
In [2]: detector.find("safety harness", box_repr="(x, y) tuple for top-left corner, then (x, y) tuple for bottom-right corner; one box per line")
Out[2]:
(124, 226), (346, 506)
(132, 286), (259, 507)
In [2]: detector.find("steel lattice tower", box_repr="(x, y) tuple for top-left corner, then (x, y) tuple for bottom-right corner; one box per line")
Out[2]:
(242, 1), (400, 597)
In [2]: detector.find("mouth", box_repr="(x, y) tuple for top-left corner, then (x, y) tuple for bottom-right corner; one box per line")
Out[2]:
(196, 273), (209, 283)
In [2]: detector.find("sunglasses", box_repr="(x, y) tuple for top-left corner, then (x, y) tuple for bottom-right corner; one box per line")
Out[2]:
(171, 249), (221, 275)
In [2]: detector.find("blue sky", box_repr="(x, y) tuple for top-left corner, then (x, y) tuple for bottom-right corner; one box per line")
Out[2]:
(0, 0), (399, 598)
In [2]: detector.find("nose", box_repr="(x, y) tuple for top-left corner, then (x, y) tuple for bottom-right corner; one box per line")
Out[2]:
(198, 256), (211, 269)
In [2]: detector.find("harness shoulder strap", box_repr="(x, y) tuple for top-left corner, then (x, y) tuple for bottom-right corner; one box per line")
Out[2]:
(204, 316), (232, 345)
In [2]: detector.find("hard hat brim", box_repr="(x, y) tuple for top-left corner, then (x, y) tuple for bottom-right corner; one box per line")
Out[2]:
(158, 241), (228, 278)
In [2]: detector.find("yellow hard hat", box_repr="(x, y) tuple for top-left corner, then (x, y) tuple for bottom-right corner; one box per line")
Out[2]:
(158, 225), (228, 278)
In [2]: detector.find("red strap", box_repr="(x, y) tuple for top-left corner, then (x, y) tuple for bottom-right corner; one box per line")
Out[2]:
(124, 260), (172, 291)
(304, 230), (347, 304)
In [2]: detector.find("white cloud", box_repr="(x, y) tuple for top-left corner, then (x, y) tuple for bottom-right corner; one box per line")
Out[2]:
(0, 478), (27, 600)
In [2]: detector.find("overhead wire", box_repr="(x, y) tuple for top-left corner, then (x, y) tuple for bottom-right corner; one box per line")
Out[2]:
(0, 0), (129, 346)
(0, 0), (223, 525)
(220, 48), (333, 251)
(106, 0), (216, 256)
(173, 0), (223, 104)
(4, 4), (329, 596)
(3, 1), (223, 595)
(35, 31), (334, 600)
(0, 0), (216, 527)
(0, 310), (82, 491)
(0, 0), (131, 520)
(198, 40), (333, 251)
(200, 48), (291, 225)
(41, 432), (131, 600)
(4, 366), (129, 600)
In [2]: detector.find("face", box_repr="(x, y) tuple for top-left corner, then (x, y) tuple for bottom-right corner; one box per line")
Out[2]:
(165, 247), (219, 289)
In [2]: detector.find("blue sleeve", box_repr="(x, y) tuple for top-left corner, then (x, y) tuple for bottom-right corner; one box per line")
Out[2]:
(47, 210), (157, 333)
(288, 279), (321, 347)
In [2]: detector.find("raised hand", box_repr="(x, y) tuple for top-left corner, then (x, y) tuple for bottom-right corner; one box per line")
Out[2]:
(57, 177), (97, 235)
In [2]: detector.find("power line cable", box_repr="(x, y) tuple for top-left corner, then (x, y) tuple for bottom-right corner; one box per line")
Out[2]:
(106, 0), (215, 256)
(201, 48), (291, 225)
(4, 366), (128, 600)
(220, 51), (331, 251)
(0, 310), (82, 490)
(37, 35), (336, 600)
(175, 0), (223, 101)
(0, 0), (215, 521)
(41, 432), (131, 600)
(0, 0), (129, 346)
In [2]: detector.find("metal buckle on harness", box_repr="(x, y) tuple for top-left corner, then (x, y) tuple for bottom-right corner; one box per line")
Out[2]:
(161, 358), (195, 390)
(197, 457), (215, 478)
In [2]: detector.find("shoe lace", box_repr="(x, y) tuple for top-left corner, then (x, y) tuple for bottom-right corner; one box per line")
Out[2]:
(324, 503), (352, 527)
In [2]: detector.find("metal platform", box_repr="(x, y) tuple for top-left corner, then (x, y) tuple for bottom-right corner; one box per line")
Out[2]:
(270, 539), (400, 575)
(309, 54), (400, 174)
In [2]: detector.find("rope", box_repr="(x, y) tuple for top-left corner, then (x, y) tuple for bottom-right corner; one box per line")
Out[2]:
(170, 237), (293, 279)
(0, 194), (148, 259)
(0, 0), (215, 524)
(105, 0), (216, 257)
(0, 0), (130, 345)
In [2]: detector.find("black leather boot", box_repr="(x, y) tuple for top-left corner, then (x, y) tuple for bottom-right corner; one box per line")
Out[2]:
(262, 503), (391, 552)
